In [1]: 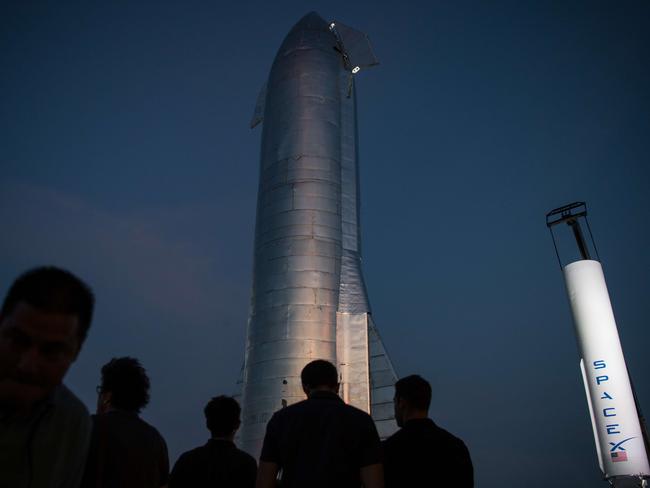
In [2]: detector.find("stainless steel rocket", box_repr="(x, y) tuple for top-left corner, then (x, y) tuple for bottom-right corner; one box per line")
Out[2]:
(238, 12), (398, 457)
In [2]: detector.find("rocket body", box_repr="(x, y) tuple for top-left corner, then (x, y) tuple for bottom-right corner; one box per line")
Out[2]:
(239, 12), (397, 457)
(564, 260), (649, 481)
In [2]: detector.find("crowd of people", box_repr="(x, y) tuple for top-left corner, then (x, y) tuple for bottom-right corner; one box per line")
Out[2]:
(0, 266), (473, 487)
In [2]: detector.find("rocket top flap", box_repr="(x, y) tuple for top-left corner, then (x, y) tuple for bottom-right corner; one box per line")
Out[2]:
(250, 82), (267, 129)
(329, 21), (379, 73)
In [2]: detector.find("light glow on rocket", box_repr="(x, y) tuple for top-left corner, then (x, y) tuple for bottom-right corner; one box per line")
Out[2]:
(238, 12), (396, 458)
(547, 202), (649, 486)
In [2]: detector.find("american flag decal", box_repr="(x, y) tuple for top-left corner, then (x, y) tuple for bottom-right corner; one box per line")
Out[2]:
(611, 451), (628, 462)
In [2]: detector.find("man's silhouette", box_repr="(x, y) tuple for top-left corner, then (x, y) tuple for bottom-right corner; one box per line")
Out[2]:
(82, 357), (169, 488)
(382, 375), (473, 487)
(256, 359), (383, 488)
(170, 395), (256, 488)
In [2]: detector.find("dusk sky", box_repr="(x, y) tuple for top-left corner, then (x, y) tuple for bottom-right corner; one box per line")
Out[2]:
(1, 1), (649, 486)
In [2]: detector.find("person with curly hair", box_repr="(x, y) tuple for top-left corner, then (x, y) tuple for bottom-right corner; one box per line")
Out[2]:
(81, 357), (169, 488)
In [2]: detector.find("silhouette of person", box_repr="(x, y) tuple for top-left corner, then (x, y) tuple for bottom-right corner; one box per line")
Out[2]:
(0, 266), (95, 488)
(382, 375), (473, 487)
(81, 357), (169, 488)
(256, 359), (383, 488)
(169, 395), (256, 488)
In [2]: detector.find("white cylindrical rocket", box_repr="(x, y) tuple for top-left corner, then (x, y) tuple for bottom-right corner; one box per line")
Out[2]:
(548, 202), (649, 486)
(565, 260), (649, 479)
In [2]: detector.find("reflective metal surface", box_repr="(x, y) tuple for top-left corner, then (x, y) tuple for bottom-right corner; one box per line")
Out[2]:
(239, 11), (397, 457)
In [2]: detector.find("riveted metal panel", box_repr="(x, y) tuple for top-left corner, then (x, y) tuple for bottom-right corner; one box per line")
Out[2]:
(370, 369), (395, 388)
(286, 322), (337, 341)
(369, 353), (389, 372)
(263, 183), (293, 200)
(247, 339), (336, 364)
(259, 197), (293, 219)
(292, 180), (339, 198)
(285, 255), (338, 272)
(371, 385), (394, 404)
(258, 209), (341, 233)
(287, 304), (337, 323)
(375, 419), (398, 439)
(372, 403), (394, 421)
(368, 316), (398, 438)
(259, 224), (340, 244)
(241, 378), (305, 400)
(256, 270), (338, 293)
(246, 358), (333, 383)
(248, 324), (336, 344)
(286, 238), (339, 257)
(293, 195), (339, 213)
(285, 167), (339, 185)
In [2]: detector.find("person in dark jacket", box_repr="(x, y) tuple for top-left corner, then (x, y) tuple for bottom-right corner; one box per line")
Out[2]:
(256, 360), (383, 488)
(169, 395), (256, 488)
(382, 375), (473, 488)
(82, 357), (169, 488)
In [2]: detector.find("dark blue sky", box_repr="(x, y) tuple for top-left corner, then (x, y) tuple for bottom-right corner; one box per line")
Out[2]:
(1, 1), (649, 486)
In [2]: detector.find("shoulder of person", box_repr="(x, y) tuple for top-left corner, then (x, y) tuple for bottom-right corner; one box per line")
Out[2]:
(149, 422), (168, 445)
(434, 424), (470, 452)
(131, 415), (168, 448)
(173, 445), (204, 468)
(236, 446), (257, 467)
(342, 402), (376, 423)
(183, 443), (209, 458)
(52, 384), (90, 417)
(341, 401), (366, 415)
(382, 425), (406, 447)
(49, 384), (91, 431)
(40, 384), (92, 473)
(271, 397), (309, 419)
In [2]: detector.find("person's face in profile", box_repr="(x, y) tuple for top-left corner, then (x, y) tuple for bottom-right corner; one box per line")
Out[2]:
(96, 386), (112, 415)
(0, 302), (80, 409)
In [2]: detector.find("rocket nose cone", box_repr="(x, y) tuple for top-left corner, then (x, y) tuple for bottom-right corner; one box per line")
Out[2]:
(276, 11), (334, 59)
(291, 11), (328, 31)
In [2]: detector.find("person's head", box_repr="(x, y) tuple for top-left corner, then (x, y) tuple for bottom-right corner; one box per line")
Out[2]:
(300, 359), (339, 396)
(393, 375), (432, 427)
(0, 266), (94, 409)
(97, 357), (150, 414)
(204, 395), (241, 440)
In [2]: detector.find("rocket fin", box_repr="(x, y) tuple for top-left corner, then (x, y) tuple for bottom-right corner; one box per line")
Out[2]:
(336, 312), (398, 440)
(250, 82), (266, 129)
(368, 316), (399, 439)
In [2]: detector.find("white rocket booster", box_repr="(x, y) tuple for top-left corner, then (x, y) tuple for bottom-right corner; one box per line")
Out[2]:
(548, 202), (649, 487)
